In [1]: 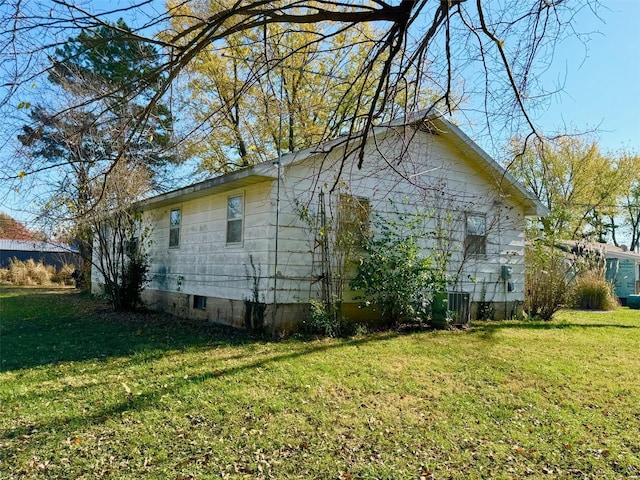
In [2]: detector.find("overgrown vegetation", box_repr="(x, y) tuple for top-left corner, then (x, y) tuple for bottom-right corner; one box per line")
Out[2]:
(351, 227), (433, 326)
(524, 240), (572, 320)
(299, 193), (465, 330)
(111, 251), (150, 311)
(92, 200), (153, 311)
(565, 243), (619, 311)
(58, 157), (155, 309)
(351, 205), (454, 327)
(1, 287), (639, 479)
(0, 259), (75, 286)
(296, 188), (372, 335)
(304, 298), (342, 337)
(566, 271), (619, 311)
(525, 240), (619, 320)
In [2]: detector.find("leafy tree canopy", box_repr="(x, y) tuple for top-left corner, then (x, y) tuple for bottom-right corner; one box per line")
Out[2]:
(15, 19), (177, 288)
(509, 134), (638, 247)
(0, 1), (602, 176)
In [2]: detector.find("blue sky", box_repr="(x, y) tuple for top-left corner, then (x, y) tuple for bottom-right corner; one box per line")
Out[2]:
(533, 0), (640, 153)
(1, 1), (639, 228)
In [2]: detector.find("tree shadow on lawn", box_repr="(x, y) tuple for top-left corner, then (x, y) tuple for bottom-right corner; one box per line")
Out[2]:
(1, 288), (401, 447)
(0, 287), (402, 372)
(0, 287), (271, 372)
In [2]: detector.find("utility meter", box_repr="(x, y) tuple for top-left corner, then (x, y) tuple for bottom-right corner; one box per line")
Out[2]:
(501, 265), (512, 281)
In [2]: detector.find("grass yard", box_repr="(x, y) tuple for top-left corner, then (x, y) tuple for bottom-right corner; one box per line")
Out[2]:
(1, 287), (639, 479)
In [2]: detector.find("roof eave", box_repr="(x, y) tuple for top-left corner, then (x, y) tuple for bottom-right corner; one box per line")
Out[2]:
(136, 163), (278, 211)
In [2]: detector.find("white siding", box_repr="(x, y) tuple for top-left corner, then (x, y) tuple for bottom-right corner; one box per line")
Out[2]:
(274, 126), (528, 306)
(135, 123), (531, 322)
(144, 182), (275, 302)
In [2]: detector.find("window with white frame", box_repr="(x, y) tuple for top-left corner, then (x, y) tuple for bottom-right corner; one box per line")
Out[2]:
(169, 208), (181, 247)
(226, 194), (244, 244)
(465, 213), (487, 255)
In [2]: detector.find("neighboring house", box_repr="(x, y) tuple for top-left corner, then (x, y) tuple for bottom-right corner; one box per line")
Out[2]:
(92, 111), (547, 332)
(604, 245), (640, 305)
(559, 241), (640, 306)
(0, 239), (80, 269)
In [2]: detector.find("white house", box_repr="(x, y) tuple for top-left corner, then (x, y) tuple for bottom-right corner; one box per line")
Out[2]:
(93, 111), (546, 332)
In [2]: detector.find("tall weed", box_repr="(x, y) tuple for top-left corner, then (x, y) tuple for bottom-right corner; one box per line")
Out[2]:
(0, 258), (75, 286)
(566, 271), (618, 310)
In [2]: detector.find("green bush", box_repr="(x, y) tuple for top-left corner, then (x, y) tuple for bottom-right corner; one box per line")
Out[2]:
(350, 224), (433, 326)
(303, 299), (368, 337)
(566, 271), (618, 311)
(304, 299), (341, 337)
(116, 253), (150, 311)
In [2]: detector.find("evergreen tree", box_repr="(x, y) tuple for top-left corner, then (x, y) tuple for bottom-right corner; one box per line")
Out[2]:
(18, 19), (176, 289)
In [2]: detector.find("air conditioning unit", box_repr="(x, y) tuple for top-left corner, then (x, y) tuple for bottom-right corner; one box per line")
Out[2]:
(447, 292), (471, 325)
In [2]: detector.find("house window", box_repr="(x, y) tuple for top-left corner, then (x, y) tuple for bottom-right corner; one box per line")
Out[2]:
(226, 194), (244, 244)
(169, 208), (181, 247)
(193, 295), (206, 310)
(465, 213), (487, 255)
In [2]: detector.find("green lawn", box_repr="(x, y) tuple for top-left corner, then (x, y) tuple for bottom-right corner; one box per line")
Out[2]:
(1, 287), (639, 479)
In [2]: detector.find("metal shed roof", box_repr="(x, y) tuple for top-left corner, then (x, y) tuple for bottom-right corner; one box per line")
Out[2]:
(0, 239), (77, 253)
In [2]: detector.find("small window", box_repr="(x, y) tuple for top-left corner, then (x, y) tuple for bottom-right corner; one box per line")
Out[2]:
(226, 194), (244, 244)
(169, 208), (181, 247)
(193, 295), (207, 310)
(465, 213), (487, 255)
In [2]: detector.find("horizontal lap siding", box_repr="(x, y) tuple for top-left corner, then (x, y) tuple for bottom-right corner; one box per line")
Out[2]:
(404, 133), (527, 305)
(140, 126), (529, 313)
(145, 182), (274, 301)
(277, 128), (528, 306)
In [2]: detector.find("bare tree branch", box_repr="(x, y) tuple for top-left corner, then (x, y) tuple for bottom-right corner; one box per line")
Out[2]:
(0, 0), (602, 228)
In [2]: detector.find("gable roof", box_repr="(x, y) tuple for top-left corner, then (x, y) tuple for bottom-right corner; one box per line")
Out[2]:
(427, 115), (548, 217)
(139, 111), (547, 216)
